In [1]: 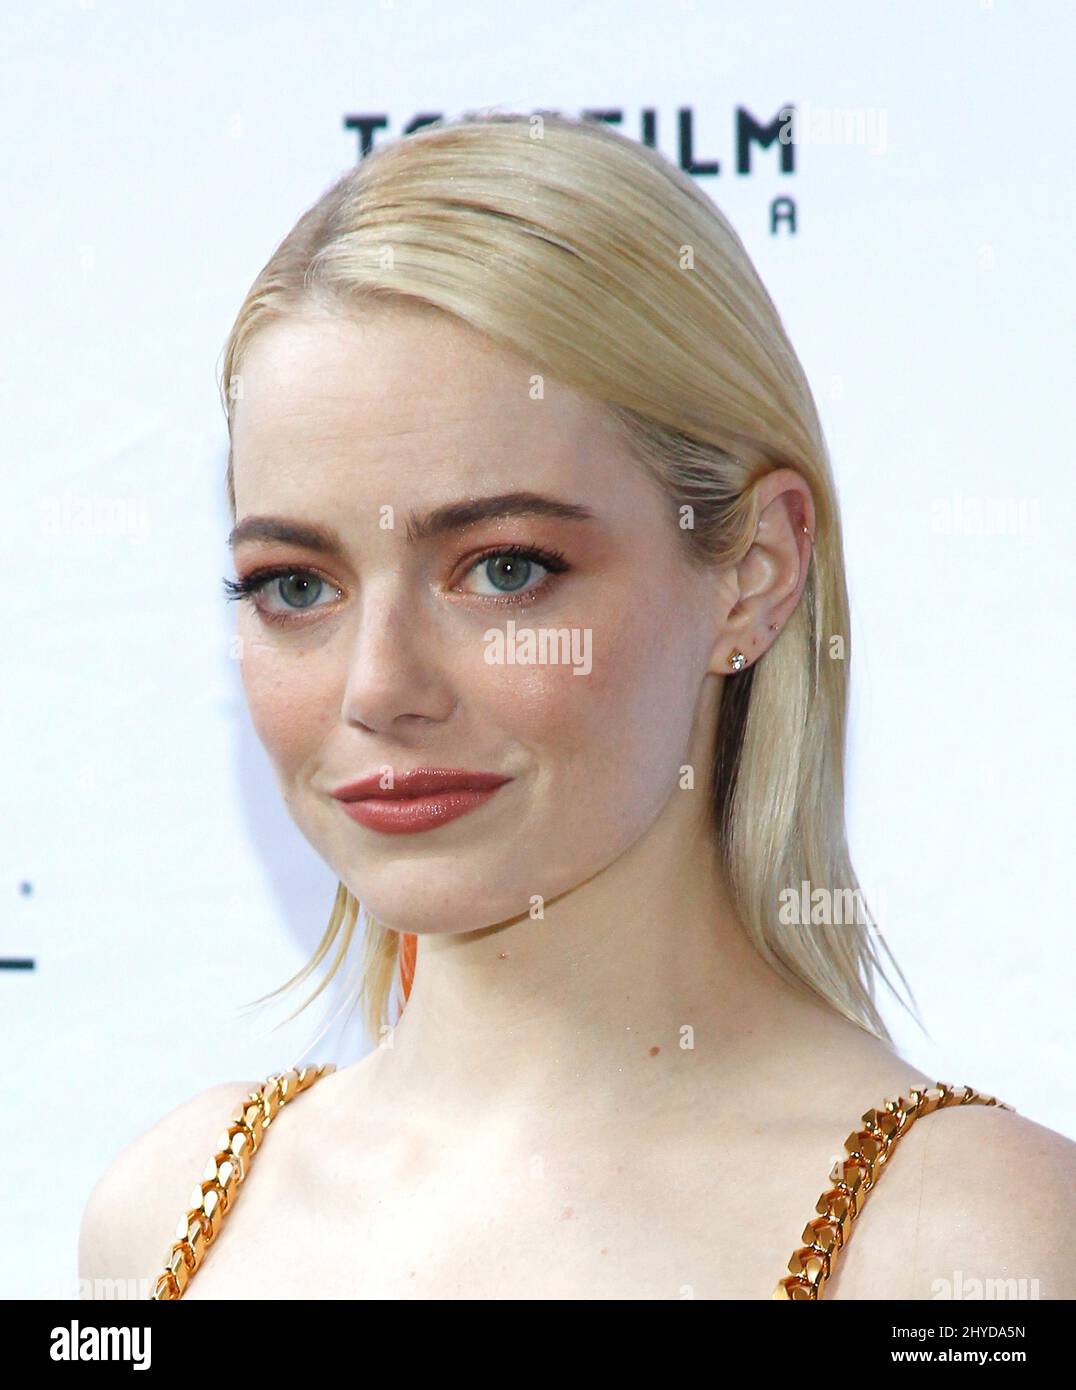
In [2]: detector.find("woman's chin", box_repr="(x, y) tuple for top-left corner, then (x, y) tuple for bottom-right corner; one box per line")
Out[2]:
(351, 886), (539, 938)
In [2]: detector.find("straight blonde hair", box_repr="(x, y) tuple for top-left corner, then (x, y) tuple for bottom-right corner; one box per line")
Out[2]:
(221, 111), (917, 1049)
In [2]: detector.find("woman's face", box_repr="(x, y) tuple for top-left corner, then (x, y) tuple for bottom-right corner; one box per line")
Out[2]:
(230, 304), (727, 934)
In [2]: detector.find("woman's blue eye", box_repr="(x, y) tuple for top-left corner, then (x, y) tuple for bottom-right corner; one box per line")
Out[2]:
(466, 552), (557, 598)
(478, 554), (539, 593)
(223, 545), (567, 620)
(221, 567), (344, 624)
(459, 546), (568, 602)
(270, 572), (326, 608)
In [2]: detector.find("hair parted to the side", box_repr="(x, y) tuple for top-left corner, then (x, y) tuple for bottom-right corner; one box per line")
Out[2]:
(222, 109), (919, 1052)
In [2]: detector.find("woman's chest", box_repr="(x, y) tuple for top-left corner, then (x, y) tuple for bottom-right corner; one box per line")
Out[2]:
(176, 1136), (815, 1300)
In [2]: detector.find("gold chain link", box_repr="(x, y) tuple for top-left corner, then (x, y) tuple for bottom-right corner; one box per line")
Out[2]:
(773, 1079), (1015, 1299)
(151, 1062), (336, 1301)
(150, 1067), (1012, 1300)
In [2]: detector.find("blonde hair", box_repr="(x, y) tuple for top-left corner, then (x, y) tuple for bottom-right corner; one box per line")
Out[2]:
(222, 110), (916, 1049)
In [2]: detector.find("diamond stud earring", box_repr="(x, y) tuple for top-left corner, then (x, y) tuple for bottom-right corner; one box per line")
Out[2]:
(728, 650), (747, 671)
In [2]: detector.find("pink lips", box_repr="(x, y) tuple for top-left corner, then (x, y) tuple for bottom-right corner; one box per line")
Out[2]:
(330, 767), (513, 835)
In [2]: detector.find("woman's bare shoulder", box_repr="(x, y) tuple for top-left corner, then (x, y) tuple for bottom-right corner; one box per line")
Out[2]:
(78, 1078), (258, 1300)
(904, 1100), (1075, 1299)
(823, 1086), (1076, 1300)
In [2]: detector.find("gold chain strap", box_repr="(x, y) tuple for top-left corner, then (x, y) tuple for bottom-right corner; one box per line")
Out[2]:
(151, 1062), (336, 1301)
(149, 1067), (1011, 1300)
(773, 1079), (1015, 1299)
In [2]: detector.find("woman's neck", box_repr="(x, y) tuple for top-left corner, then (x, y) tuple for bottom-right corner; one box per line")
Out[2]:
(372, 805), (844, 1135)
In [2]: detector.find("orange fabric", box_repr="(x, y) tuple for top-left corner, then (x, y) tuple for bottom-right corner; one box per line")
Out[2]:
(399, 931), (417, 1001)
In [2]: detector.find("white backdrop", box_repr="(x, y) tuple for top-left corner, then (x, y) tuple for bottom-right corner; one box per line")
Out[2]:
(2, 0), (1073, 1298)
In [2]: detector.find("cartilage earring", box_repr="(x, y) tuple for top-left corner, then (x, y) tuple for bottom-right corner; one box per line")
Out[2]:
(728, 650), (747, 671)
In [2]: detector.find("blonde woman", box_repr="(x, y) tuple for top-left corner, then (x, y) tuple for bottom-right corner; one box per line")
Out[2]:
(80, 112), (1073, 1301)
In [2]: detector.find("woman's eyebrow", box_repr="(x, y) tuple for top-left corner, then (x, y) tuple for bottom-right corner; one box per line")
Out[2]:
(228, 492), (598, 551)
(404, 491), (597, 542)
(227, 516), (342, 552)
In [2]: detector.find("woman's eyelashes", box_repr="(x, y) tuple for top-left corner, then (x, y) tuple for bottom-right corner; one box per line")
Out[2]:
(221, 565), (342, 627)
(455, 543), (569, 605)
(222, 544), (570, 625)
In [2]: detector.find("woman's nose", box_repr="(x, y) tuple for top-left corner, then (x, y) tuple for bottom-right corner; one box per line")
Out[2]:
(338, 582), (456, 733)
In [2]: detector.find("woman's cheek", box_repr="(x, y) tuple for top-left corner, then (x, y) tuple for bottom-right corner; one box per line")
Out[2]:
(238, 626), (336, 773)
(469, 615), (643, 775)
(576, 601), (699, 784)
(465, 628), (591, 745)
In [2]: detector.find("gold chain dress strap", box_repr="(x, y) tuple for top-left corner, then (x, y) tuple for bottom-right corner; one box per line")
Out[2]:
(151, 1062), (336, 1301)
(773, 1079), (1015, 1300)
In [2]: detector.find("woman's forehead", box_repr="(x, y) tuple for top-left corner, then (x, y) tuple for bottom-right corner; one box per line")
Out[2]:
(231, 312), (635, 509)
(236, 306), (531, 407)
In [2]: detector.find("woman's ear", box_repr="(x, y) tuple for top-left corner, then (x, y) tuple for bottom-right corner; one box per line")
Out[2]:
(708, 468), (815, 675)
